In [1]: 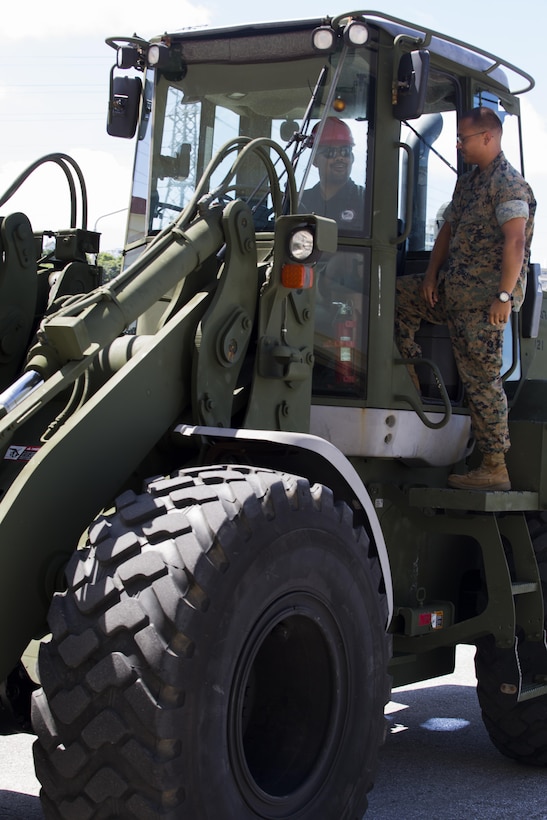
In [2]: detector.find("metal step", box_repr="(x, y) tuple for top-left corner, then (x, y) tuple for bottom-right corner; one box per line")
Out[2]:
(519, 681), (547, 702)
(408, 486), (539, 512)
(511, 581), (539, 595)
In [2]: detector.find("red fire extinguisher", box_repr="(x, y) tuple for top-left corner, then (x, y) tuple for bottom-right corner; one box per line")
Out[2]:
(334, 301), (356, 385)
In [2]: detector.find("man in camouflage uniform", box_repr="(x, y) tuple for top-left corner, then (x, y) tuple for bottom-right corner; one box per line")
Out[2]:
(395, 107), (536, 490)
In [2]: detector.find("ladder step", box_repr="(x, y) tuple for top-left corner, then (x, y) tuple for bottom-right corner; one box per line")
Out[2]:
(511, 581), (539, 595)
(518, 682), (547, 702)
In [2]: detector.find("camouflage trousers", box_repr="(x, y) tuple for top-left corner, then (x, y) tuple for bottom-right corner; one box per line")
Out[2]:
(395, 274), (509, 455)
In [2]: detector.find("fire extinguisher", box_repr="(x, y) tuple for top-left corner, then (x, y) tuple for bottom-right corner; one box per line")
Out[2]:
(333, 301), (356, 384)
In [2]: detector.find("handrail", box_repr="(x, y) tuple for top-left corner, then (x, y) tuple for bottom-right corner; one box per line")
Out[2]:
(333, 11), (535, 96)
(501, 311), (519, 382)
(393, 142), (414, 245)
(394, 357), (452, 429)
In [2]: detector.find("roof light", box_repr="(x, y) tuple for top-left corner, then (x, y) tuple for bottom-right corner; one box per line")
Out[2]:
(116, 45), (141, 69)
(106, 35), (149, 72)
(145, 42), (186, 79)
(147, 43), (170, 69)
(343, 21), (369, 46)
(312, 26), (337, 52)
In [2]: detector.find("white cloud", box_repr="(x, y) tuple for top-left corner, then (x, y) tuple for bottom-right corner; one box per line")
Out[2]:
(517, 98), (547, 267)
(4, 0), (212, 41)
(520, 98), (547, 178)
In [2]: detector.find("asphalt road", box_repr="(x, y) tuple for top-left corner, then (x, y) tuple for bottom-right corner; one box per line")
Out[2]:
(0, 645), (545, 819)
(367, 644), (547, 820)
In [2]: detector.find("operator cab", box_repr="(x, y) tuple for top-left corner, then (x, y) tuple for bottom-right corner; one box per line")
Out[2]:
(107, 12), (537, 467)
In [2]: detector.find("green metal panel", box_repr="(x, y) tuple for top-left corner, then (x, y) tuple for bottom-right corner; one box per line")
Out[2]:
(409, 487), (540, 512)
(507, 420), (547, 506)
(0, 292), (208, 682)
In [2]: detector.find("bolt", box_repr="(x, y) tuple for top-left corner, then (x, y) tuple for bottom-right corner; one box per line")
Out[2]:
(226, 339), (238, 362)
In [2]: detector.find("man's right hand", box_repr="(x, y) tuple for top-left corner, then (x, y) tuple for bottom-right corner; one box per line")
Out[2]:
(421, 271), (439, 308)
(420, 220), (450, 308)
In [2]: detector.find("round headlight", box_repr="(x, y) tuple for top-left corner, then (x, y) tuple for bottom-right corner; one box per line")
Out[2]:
(289, 229), (314, 261)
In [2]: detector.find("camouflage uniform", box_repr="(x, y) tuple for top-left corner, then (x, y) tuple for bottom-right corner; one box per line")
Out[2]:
(395, 152), (535, 455)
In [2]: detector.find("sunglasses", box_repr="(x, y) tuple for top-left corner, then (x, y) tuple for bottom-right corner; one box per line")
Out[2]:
(317, 146), (353, 159)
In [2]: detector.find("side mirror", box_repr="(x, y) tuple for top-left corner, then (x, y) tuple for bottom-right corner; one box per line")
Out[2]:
(393, 50), (430, 121)
(107, 72), (142, 139)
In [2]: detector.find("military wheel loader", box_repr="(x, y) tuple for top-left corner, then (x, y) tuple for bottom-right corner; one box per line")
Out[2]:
(0, 10), (546, 819)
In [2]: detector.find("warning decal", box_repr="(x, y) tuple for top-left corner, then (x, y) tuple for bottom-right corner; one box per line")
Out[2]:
(4, 445), (40, 462)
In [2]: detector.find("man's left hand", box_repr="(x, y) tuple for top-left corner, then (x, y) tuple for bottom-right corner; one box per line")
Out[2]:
(489, 298), (512, 326)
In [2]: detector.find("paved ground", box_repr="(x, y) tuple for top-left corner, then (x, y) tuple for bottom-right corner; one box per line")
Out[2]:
(367, 645), (547, 819)
(0, 645), (545, 819)
(0, 731), (41, 819)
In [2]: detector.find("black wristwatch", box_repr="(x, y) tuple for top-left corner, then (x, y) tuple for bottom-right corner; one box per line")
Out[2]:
(496, 291), (513, 303)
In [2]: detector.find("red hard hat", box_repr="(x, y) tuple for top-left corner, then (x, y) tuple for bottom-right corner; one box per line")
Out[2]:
(311, 117), (354, 147)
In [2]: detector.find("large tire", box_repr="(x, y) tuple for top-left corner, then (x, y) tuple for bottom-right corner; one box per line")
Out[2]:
(32, 466), (390, 819)
(475, 511), (547, 765)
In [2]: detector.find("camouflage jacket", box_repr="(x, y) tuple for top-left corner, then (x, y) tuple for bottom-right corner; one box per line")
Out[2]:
(442, 152), (536, 311)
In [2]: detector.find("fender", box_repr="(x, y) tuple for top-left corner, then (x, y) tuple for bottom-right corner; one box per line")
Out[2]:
(176, 423), (394, 623)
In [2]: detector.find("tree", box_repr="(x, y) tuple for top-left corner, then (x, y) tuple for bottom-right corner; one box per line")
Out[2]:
(97, 251), (123, 282)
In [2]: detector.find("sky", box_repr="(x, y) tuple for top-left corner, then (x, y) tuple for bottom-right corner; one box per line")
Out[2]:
(2, 0), (547, 266)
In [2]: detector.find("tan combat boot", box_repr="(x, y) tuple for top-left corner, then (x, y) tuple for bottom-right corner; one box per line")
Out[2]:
(448, 453), (511, 491)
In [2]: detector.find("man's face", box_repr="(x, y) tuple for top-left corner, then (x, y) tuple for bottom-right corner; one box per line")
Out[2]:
(314, 144), (354, 186)
(456, 118), (489, 165)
